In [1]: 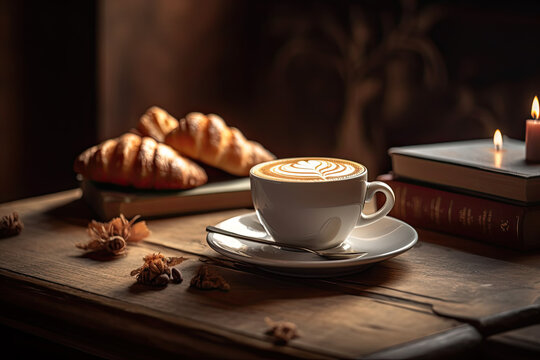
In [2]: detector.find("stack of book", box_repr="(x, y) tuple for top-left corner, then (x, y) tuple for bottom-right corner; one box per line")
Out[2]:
(377, 138), (540, 250)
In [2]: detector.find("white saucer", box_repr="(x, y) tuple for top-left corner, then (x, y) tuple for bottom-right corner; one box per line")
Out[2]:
(206, 212), (418, 277)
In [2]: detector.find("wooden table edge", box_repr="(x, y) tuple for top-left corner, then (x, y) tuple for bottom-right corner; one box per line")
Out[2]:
(0, 269), (333, 359)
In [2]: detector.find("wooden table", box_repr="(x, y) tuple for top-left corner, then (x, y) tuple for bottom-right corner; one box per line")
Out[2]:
(1, 190), (539, 359)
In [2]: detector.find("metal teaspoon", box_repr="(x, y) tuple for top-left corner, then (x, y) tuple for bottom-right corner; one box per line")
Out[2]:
(206, 226), (368, 260)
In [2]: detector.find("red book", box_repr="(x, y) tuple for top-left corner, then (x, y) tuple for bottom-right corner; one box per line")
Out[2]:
(376, 174), (540, 250)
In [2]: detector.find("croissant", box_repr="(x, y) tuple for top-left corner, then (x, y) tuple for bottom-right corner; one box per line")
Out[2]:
(165, 112), (275, 176)
(74, 133), (207, 189)
(137, 106), (179, 142)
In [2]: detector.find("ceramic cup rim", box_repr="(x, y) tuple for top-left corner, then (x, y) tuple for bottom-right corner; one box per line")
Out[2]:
(250, 157), (367, 184)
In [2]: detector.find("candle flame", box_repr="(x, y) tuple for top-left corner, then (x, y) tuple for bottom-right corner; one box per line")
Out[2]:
(532, 96), (539, 120)
(493, 129), (503, 151)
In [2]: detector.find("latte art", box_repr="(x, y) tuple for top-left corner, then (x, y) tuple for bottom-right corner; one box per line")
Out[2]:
(271, 160), (356, 180)
(252, 157), (364, 182)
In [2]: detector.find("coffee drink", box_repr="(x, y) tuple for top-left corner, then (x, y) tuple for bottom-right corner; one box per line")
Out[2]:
(250, 157), (395, 250)
(251, 157), (364, 182)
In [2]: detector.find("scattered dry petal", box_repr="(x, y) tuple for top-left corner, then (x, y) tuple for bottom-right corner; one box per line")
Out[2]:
(265, 317), (300, 344)
(129, 221), (151, 242)
(190, 265), (230, 291)
(130, 253), (188, 287)
(0, 212), (24, 238)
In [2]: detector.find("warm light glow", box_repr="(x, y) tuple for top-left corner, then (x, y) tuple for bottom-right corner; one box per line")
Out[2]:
(532, 96), (539, 120)
(494, 151), (502, 168)
(493, 129), (503, 151)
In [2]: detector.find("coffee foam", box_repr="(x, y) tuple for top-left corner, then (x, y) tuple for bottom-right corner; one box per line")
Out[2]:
(252, 158), (364, 182)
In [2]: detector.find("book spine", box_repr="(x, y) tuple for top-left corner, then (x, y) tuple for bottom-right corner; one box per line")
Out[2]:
(378, 179), (527, 249)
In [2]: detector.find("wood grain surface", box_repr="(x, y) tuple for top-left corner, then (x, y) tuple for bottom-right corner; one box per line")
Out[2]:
(0, 190), (539, 358)
(483, 324), (540, 360)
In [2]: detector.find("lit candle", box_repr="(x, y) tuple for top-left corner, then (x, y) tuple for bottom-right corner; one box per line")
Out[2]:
(493, 129), (503, 168)
(493, 129), (503, 151)
(526, 96), (540, 162)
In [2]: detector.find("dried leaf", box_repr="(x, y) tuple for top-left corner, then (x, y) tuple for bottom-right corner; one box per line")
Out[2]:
(167, 256), (188, 267)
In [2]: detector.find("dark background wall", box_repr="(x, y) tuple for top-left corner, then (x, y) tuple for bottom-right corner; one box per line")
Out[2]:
(1, 0), (540, 203)
(0, 0), (97, 202)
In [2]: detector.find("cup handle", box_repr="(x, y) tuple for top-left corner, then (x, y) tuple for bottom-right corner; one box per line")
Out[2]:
(357, 181), (395, 227)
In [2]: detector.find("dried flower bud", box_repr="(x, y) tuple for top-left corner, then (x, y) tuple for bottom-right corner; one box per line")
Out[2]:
(77, 214), (149, 256)
(130, 253), (189, 287)
(265, 317), (300, 344)
(104, 236), (127, 256)
(0, 212), (24, 239)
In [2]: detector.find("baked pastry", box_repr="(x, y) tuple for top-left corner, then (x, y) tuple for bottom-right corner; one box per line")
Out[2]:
(165, 112), (275, 176)
(74, 133), (207, 189)
(137, 106), (179, 142)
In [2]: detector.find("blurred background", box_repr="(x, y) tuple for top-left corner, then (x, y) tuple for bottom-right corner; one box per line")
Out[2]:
(1, 0), (540, 203)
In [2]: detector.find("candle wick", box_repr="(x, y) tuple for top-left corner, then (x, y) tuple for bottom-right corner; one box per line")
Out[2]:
(495, 144), (501, 151)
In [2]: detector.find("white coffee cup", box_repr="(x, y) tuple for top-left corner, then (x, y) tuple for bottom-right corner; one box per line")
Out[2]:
(250, 157), (395, 250)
